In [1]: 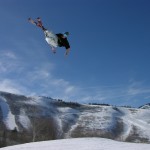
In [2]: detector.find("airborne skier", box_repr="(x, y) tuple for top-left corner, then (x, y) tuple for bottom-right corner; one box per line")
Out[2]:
(28, 17), (70, 56)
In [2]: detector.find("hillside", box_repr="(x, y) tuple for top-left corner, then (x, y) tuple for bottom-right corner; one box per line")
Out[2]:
(0, 91), (150, 147)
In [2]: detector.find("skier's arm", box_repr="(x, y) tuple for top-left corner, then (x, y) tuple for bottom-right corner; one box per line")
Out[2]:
(64, 39), (70, 56)
(65, 48), (70, 56)
(64, 39), (70, 49)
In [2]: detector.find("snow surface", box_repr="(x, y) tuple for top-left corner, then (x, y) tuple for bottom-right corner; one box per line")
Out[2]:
(65, 106), (120, 138)
(0, 96), (18, 130)
(24, 97), (45, 106)
(0, 138), (150, 150)
(119, 107), (150, 141)
(56, 107), (80, 137)
(18, 109), (31, 129)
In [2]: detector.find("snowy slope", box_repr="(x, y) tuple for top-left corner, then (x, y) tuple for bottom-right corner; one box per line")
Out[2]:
(0, 96), (18, 130)
(65, 105), (118, 138)
(140, 103), (150, 109)
(64, 105), (150, 143)
(0, 138), (150, 150)
(119, 107), (150, 142)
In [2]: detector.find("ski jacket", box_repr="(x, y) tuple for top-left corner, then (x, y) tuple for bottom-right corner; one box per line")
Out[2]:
(56, 33), (70, 49)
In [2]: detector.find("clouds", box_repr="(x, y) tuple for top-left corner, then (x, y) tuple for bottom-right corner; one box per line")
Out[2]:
(0, 48), (77, 99)
(0, 49), (150, 107)
(2, 51), (17, 59)
(0, 50), (18, 73)
(0, 79), (24, 94)
(126, 80), (150, 99)
(69, 81), (150, 106)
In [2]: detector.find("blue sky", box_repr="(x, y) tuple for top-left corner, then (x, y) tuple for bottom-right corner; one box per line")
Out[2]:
(0, 0), (150, 107)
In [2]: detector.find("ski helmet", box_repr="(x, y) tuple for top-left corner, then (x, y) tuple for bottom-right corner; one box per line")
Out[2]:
(64, 32), (69, 37)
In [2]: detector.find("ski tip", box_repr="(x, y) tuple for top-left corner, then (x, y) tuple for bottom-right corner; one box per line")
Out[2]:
(37, 17), (41, 20)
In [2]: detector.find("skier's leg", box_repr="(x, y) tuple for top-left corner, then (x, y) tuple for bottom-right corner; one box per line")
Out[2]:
(28, 18), (37, 26)
(44, 31), (58, 47)
(36, 17), (43, 27)
(51, 46), (56, 54)
(36, 17), (47, 31)
(65, 48), (70, 56)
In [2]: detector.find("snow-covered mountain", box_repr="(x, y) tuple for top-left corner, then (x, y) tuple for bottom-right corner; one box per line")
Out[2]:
(0, 91), (150, 147)
(139, 103), (150, 109)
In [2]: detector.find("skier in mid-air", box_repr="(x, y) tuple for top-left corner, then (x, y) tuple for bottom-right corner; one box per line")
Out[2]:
(28, 17), (70, 56)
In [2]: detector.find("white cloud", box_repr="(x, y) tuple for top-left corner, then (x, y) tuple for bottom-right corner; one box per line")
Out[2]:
(127, 80), (150, 96)
(0, 48), (150, 107)
(2, 51), (17, 59)
(0, 50), (21, 73)
(0, 79), (24, 94)
(26, 66), (53, 82)
(65, 86), (75, 94)
(0, 62), (7, 72)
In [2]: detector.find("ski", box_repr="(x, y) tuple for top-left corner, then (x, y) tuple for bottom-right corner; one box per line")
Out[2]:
(28, 18), (36, 25)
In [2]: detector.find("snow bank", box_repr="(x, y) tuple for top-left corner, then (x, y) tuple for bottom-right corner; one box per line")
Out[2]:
(1, 138), (150, 150)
